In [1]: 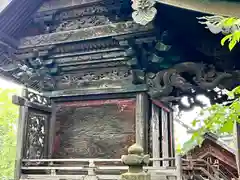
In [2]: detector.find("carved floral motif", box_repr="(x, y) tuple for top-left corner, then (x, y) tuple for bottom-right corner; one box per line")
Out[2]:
(55, 5), (108, 21)
(131, 0), (157, 25)
(54, 16), (111, 32)
(26, 91), (51, 106)
(57, 67), (132, 88)
(24, 111), (49, 163)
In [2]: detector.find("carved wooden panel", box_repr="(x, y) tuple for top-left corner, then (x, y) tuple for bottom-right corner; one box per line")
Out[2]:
(55, 67), (132, 90)
(23, 110), (50, 165)
(54, 99), (136, 159)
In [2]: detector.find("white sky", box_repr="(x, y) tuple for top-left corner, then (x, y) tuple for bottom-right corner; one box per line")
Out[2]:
(0, 0), (11, 12)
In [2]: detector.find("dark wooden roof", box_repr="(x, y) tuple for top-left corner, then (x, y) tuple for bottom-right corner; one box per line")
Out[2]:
(0, 0), (44, 38)
(185, 132), (238, 179)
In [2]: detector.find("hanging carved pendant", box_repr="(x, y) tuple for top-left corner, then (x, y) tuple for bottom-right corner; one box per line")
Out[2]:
(131, 0), (157, 25)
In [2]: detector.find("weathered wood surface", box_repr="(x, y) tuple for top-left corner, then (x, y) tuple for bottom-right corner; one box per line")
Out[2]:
(12, 95), (52, 112)
(54, 99), (136, 159)
(151, 104), (160, 167)
(161, 109), (169, 167)
(38, 0), (101, 12)
(234, 122), (240, 176)
(135, 93), (148, 150)
(19, 22), (153, 49)
(158, 0), (240, 18)
(185, 136), (238, 179)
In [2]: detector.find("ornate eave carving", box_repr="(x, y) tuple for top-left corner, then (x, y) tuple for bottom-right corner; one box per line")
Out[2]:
(19, 21), (153, 49)
(51, 38), (120, 55)
(38, 0), (101, 12)
(55, 66), (133, 90)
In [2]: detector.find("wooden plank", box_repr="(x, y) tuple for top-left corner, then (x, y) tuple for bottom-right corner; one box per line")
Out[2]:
(152, 104), (160, 167)
(19, 22), (153, 49)
(135, 93), (148, 150)
(26, 101), (52, 113)
(43, 84), (148, 98)
(12, 95), (26, 106)
(21, 174), (119, 180)
(21, 157), (174, 162)
(175, 155), (182, 180)
(38, 0), (101, 12)
(14, 89), (29, 180)
(47, 101), (56, 158)
(151, 99), (172, 113)
(168, 109), (175, 166)
(161, 109), (169, 167)
(12, 95), (52, 112)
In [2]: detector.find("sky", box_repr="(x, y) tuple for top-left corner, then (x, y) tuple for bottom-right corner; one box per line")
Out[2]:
(0, 0), (11, 12)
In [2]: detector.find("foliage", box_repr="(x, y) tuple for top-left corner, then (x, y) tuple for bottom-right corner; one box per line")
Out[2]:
(0, 88), (19, 179)
(178, 86), (240, 153)
(219, 17), (240, 51)
(198, 16), (240, 51)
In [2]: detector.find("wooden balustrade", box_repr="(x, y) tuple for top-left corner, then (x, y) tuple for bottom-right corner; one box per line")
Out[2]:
(20, 157), (181, 180)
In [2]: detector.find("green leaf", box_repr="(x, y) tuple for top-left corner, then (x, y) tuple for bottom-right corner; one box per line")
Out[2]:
(222, 17), (237, 27)
(183, 86), (240, 153)
(233, 86), (240, 95)
(192, 119), (200, 127)
(221, 34), (232, 46)
(229, 39), (237, 51)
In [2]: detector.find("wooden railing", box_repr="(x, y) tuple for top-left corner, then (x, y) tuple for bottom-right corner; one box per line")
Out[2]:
(20, 157), (182, 180)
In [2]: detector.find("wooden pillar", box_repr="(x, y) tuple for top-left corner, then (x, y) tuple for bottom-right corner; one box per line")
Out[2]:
(161, 109), (169, 167)
(48, 101), (56, 158)
(135, 93), (148, 151)
(14, 88), (28, 180)
(168, 109), (175, 166)
(151, 104), (160, 167)
(176, 155), (183, 180)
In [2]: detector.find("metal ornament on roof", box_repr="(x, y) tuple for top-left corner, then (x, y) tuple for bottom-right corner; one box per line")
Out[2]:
(197, 16), (240, 35)
(131, 0), (157, 25)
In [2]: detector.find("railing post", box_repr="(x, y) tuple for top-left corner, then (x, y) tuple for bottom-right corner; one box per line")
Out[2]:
(86, 160), (98, 180)
(88, 160), (96, 176)
(121, 144), (151, 180)
(49, 162), (56, 175)
(175, 155), (183, 180)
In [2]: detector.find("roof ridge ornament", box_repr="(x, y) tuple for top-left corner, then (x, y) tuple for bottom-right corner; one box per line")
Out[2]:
(131, 0), (157, 25)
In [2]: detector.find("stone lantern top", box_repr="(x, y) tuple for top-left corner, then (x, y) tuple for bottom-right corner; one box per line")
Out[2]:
(121, 144), (151, 180)
(121, 143), (150, 173)
(128, 144), (144, 155)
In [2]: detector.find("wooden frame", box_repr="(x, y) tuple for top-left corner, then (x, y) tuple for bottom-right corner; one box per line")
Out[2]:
(50, 91), (149, 158)
(151, 100), (175, 167)
(13, 89), (53, 179)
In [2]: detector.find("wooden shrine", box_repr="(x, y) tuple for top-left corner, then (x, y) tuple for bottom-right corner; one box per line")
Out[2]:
(183, 132), (238, 180)
(0, 0), (240, 179)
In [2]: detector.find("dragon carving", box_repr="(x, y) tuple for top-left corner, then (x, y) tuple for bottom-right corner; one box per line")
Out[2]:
(147, 62), (233, 100)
